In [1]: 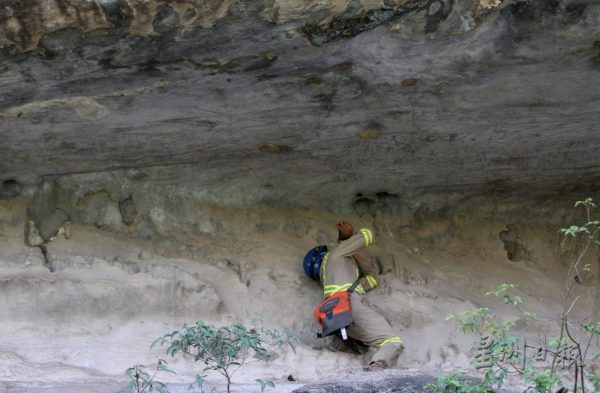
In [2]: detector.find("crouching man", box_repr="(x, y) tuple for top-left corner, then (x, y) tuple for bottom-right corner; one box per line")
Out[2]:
(319, 220), (403, 369)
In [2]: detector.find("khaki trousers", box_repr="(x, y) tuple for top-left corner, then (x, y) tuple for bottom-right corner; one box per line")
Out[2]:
(346, 292), (403, 367)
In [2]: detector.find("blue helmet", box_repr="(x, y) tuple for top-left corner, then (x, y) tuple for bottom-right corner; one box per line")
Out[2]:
(303, 245), (328, 281)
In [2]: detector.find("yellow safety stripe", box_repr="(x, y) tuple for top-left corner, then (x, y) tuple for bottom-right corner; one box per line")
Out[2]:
(377, 336), (403, 348)
(354, 267), (366, 292)
(320, 253), (329, 284)
(366, 274), (378, 289)
(360, 228), (373, 247)
(323, 283), (365, 296)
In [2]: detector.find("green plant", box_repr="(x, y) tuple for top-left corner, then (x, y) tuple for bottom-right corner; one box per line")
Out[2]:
(152, 320), (298, 393)
(256, 378), (275, 393)
(586, 371), (600, 392)
(485, 283), (523, 306)
(125, 359), (174, 393)
(523, 368), (561, 393)
(552, 198), (600, 392)
(447, 308), (492, 336)
(426, 372), (492, 393)
(446, 198), (600, 393)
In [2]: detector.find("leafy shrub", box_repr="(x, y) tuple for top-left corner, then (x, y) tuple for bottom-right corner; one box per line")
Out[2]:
(152, 320), (298, 393)
(426, 372), (492, 393)
(125, 359), (174, 393)
(443, 199), (600, 393)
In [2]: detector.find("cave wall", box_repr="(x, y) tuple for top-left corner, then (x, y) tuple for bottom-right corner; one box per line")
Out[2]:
(1, 0), (600, 388)
(1, 0), (600, 199)
(1, 171), (599, 385)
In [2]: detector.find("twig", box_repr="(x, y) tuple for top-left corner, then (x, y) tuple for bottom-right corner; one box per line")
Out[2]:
(566, 296), (581, 316)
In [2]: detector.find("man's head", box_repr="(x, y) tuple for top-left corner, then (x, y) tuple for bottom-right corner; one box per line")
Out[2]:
(337, 220), (354, 241)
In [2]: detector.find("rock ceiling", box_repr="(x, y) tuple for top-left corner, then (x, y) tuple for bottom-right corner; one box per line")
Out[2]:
(1, 0), (599, 206)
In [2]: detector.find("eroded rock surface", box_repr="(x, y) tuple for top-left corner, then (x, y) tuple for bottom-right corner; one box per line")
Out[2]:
(1, 0), (599, 208)
(293, 370), (435, 393)
(1, 0), (600, 391)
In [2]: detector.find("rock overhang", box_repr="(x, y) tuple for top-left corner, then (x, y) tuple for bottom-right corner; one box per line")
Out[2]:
(2, 2), (600, 385)
(1, 0), (600, 208)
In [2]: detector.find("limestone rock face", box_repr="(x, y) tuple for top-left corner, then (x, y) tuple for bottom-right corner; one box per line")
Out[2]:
(1, 0), (599, 208)
(1, 0), (600, 391)
(293, 370), (435, 393)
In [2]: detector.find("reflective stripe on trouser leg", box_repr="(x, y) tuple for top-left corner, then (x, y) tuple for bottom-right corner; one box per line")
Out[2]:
(345, 293), (403, 368)
(371, 339), (403, 367)
(376, 336), (403, 348)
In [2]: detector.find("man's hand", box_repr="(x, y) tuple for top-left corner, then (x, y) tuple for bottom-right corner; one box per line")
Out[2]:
(353, 253), (373, 275)
(352, 253), (365, 264)
(337, 220), (354, 241)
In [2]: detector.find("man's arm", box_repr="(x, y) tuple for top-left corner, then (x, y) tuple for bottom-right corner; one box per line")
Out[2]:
(353, 253), (379, 292)
(331, 228), (374, 258)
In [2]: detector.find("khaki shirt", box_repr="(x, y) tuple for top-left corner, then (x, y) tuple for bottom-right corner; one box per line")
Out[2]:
(320, 229), (378, 296)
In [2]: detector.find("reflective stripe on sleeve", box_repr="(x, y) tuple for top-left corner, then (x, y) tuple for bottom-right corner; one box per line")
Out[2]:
(366, 274), (378, 289)
(323, 283), (365, 296)
(319, 253), (329, 284)
(360, 228), (373, 247)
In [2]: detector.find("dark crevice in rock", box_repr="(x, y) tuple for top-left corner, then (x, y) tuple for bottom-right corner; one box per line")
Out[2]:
(99, 0), (134, 28)
(301, 0), (456, 46)
(376, 191), (399, 200)
(593, 41), (600, 65)
(39, 244), (55, 272)
(334, 61), (353, 73)
(564, 1), (589, 19)
(424, 0), (454, 34)
(221, 53), (279, 73)
(38, 28), (84, 59)
(119, 195), (137, 226)
(0, 179), (23, 199)
(354, 197), (377, 217)
(153, 4), (180, 34)
(511, 0), (561, 21)
(312, 92), (335, 111)
(97, 51), (279, 74)
(258, 144), (293, 153)
(301, 8), (411, 46)
(499, 225), (533, 262)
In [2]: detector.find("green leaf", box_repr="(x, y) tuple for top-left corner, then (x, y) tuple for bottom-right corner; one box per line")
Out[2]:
(559, 225), (590, 237)
(575, 198), (596, 208)
(150, 336), (164, 349)
(587, 371), (600, 392)
(523, 311), (536, 320)
(256, 378), (276, 393)
(585, 322), (600, 336)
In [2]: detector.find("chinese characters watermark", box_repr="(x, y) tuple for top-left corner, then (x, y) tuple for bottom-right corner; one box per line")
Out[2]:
(473, 335), (581, 370)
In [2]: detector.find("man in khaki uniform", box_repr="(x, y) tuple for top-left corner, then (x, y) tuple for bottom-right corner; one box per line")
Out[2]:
(319, 220), (403, 369)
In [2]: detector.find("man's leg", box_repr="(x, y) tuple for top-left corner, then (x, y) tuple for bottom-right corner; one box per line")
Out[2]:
(346, 293), (403, 368)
